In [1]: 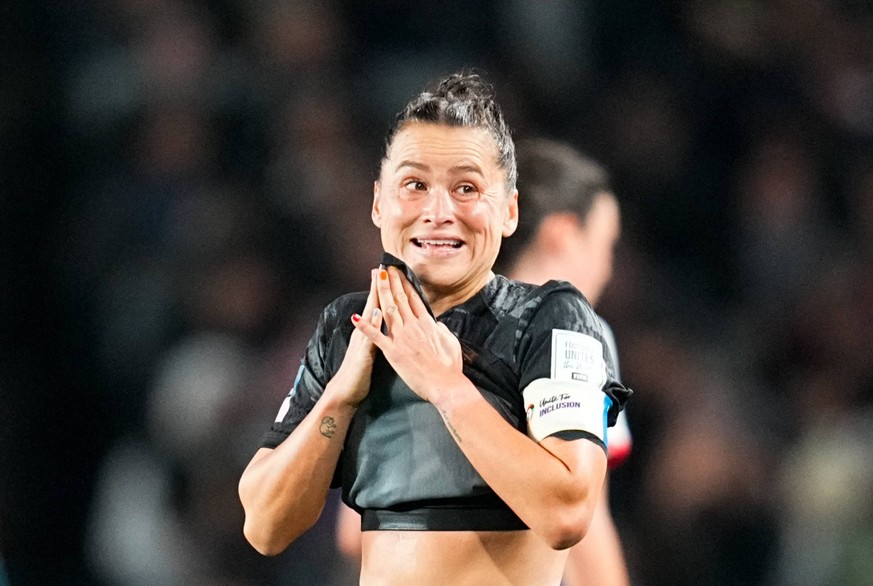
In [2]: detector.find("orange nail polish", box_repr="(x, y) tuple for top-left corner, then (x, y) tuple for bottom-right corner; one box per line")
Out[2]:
(380, 270), (388, 280)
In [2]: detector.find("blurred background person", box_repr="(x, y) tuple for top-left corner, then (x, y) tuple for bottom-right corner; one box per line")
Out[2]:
(498, 138), (631, 586)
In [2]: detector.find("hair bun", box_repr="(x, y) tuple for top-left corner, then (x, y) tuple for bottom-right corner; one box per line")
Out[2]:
(435, 72), (493, 101)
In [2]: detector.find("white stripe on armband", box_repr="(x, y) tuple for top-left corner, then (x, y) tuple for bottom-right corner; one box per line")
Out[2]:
(275, 365), (305, 422)
(523, 378), (613, 444)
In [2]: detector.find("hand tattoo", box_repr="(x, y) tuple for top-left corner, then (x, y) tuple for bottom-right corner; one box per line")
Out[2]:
(320, 416), (337, 438)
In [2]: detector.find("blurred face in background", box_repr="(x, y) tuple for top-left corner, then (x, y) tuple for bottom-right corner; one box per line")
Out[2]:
(572, 192), (621, 305)
(372, 122), (518, 310)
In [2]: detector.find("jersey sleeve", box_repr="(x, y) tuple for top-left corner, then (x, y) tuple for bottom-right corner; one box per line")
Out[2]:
(516, 281), (632, 451)
(258, 305), (335, 449)
(607, 410), (633, 468)
(599, 319), (633, 468)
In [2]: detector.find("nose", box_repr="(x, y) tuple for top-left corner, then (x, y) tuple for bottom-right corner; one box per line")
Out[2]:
(421, 187), (456, 224)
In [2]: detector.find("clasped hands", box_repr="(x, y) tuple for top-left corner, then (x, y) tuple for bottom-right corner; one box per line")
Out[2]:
(345, 266), (464, 405)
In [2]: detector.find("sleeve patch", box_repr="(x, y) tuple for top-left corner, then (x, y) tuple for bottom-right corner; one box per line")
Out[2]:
(551, 329), (607, 387)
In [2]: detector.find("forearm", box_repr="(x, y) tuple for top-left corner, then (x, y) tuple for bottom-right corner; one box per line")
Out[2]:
(239, 390), (356, 555)
(431, 376), (607, 549)
(562, 480), (630, 586)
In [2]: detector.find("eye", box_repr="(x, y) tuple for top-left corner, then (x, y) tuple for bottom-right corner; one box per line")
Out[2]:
(453, 183), (479, 201)
(403, 179), (427, 191)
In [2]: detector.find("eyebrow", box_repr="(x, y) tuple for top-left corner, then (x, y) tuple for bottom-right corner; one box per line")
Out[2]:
(395, 160), (485, 176)
(451, 163), (485, 176)
(395, 160), (430, 173)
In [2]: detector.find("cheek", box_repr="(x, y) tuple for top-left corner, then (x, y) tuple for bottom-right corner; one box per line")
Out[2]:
(595, 247), (614, 278)
(382, 200), (417, 225)
(468, 202), (505, 234)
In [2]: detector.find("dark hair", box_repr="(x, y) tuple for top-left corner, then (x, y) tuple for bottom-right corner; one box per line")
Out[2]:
(381, 72), (517, 192)
(497, 138), (614, 270)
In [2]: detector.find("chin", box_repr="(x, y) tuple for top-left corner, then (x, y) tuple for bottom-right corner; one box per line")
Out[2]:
(404, 250), (456, 272)
(410, 264), (458, 289)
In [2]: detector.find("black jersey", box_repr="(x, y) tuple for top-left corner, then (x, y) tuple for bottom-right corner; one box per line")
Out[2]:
(260, 256), (631, 530)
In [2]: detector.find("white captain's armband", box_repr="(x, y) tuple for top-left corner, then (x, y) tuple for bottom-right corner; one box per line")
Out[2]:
(523, 329), (613, 444)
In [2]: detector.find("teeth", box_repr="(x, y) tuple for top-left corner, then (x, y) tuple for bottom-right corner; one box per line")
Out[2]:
(418, 239), (461, 248)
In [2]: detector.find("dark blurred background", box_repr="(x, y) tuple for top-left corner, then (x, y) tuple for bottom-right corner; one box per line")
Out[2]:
(2, 1), (872, 584)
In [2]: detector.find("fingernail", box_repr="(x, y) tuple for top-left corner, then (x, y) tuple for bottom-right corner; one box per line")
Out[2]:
(379, 270), (388, 280)
(352, 314), (361, 322)
(373, 308), (380, 318)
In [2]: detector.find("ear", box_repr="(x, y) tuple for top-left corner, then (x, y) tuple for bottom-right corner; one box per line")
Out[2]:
(502, 189), (519, 237)
(538, 212), (583, 253)
(371, 181), (382, 228)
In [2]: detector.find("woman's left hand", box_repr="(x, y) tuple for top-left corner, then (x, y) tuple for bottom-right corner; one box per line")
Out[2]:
(351, 266), (465, 403)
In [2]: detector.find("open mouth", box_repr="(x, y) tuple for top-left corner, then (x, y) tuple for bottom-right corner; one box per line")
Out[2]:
(412, 238), (463, 249)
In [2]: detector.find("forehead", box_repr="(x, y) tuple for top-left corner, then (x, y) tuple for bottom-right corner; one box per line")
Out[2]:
(383, 122), (502, 173)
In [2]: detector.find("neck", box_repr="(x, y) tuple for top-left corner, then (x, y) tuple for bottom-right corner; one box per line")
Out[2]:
(506, 248), (561, 287)
(424, 272), (494, 316)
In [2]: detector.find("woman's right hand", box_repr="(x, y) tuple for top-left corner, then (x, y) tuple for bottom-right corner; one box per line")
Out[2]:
(326, 268), (383, 407)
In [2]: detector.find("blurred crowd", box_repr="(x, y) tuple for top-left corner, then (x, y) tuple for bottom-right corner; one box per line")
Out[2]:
(3, 1), (873, 584)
